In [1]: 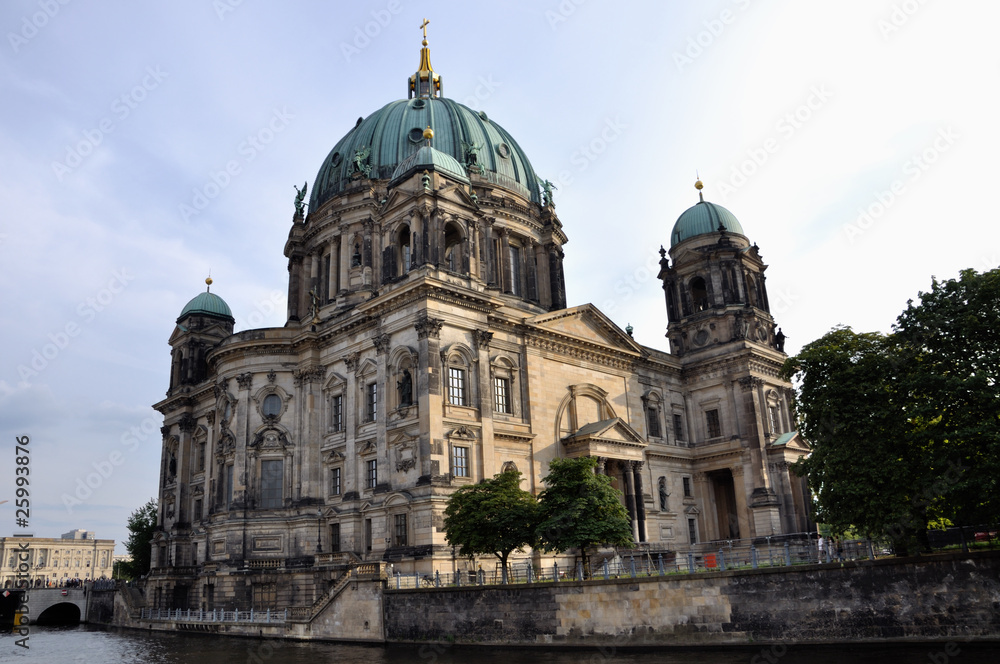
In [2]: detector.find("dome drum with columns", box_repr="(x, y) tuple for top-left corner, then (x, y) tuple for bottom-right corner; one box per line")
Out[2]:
(150, 27), (810, 613)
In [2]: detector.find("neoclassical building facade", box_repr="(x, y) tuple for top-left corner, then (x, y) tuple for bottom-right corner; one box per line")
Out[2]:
(150, 34), (810, 610)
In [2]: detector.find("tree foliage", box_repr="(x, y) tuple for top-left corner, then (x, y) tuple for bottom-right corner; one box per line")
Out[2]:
(121, 498), (157, 579)
(535, 456), (634, 572)
(443, 470), (538, 582)
(785, 268), (1000, 553)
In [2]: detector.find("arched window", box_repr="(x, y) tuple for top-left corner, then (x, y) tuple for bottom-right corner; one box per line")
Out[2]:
(397, 225), (411, 274)
(491, 356), (520, 417)
(746, 274), (758, 307)
(444, 221), (464, 273)
(443, 347), (475, 408)
(689, 276), (709, 312)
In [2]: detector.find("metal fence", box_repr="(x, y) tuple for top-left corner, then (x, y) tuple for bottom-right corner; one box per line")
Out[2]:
(387, 536), (895, 589)
(139, 607), (286, 623)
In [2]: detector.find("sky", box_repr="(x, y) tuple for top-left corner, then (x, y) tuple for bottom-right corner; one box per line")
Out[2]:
(1, 1), (997, 555)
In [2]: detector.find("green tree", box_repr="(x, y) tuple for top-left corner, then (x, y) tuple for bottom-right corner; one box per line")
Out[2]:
(782, 327), (927, 551)
(535, 456), (634, 575)
(121, 498), (157, 579)
(785, 267), (1000, 553)
(443, 470), (538, 583)
(895, 268), (1000, 531)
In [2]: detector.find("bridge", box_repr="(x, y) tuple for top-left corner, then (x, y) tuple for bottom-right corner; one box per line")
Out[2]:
(21, 588), (89, 625)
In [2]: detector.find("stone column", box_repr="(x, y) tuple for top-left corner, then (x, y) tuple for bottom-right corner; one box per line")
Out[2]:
(535, 242), (552, 307)
(339, 230), (351, 295)
(632, 461), (647, 543)
(328, 238), (339, 299)
(176, 413), (197, 524)
(526, 239), (538, 301)
(499, 228), (511, 293)
(343, 353), (360, 497)
(373, 332), (391, 490)
(287, 255), (303, 320)
(622, 462), (639, 543)
(693, 471), (712, 540)
(415, 314), (444, 479)
(475, 330), (495, 479)
(483, 218), (496, 285)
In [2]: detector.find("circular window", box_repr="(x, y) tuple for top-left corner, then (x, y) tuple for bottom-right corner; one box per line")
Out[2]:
(408, 127), (424, 144)
(412, 99), (426, 109)
(331, 152), (342, 168)
(496, 143), (510, 159)
(478, 110), (488, 122)
(262, 394), (282, 418)
(694, 330), (709, 346)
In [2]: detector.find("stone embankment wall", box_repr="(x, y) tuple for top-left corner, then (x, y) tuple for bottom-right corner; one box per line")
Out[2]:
(384, 551), (1000, 645)
(86, 589), (116, 624)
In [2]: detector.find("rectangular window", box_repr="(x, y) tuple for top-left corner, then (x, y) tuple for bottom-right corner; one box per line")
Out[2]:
(452, 446), (469, 478)
(225, 464), (234, 510)
(193, 499), (203, 522)
(402, 244), (411, 272)
(394, 513), (408, 547)
(706, 409), (721, 438)
(365, 518), (372, 552)
(647, 407), (661, 438)
(448, 367), (467, 406)
(683, 476), (692, 498)
(330, 523), (341, 553)
(493, 376), (511, 414)
(688, 518), (697, 544)
(260, 459), (283, 509)
(366, 459), (378, 489)
(253, 582), (277, 609)
(673, 413), (684, 441)
(330, 467), (342, 496)
(768, 405), (781, 435)
(509, 245), (522, 295)
(330, 394), (344, 431)
(366, 382), (378, 422)
(197, 442), (206, 472)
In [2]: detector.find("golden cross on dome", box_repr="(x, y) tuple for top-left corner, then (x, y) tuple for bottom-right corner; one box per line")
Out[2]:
(420, 18), (429, 42)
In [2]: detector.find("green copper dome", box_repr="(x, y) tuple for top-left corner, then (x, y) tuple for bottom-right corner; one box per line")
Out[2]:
(390, 144), (469, 184)
(670, 200), (745, 248)
(310, 97), (542, 209)
(179, 290), (234, 321)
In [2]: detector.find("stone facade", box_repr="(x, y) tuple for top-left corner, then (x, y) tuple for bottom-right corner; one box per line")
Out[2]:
(148, 39), (811, 612)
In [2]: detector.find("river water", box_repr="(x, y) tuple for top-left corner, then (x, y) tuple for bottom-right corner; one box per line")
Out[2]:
(1, 626), (997, 664)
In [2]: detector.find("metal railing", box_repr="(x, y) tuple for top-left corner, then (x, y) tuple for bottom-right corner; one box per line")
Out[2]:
(386, 536), (895, 589)
(139, 607), (286, 623)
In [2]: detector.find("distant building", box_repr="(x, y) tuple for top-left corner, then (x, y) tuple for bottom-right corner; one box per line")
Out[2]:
(1, 533), (115, 587)
(60, 529), (95, 540)
(150, 33), (811, 610)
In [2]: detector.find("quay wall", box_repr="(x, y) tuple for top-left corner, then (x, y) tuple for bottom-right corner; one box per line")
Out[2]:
(383, 550), (1000, 646)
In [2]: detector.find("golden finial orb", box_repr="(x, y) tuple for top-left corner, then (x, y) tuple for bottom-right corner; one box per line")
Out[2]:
(423, 126), (434, 140)
(695, 179), (704, 191)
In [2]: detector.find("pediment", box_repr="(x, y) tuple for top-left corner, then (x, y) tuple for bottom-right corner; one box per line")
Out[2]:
(565, 417), (646, 445)
(562, 417), (647, 462)
(527, 304), (642, 354)
(168, 323), (231, 345)
(770, 431), (810, 452)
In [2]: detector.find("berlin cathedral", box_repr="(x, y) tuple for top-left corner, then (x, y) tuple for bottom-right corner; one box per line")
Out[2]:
(151, 29), (811, 609)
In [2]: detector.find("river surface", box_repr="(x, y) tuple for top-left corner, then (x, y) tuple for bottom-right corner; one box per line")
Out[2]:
(1, 626), (997, 664)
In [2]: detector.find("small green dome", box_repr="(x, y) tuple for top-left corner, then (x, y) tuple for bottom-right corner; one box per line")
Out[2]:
(391, 145), (469, 184)
(310, 97), (542, 209)
(670, 201), (745, 248)
(179, 291), (234, 321)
